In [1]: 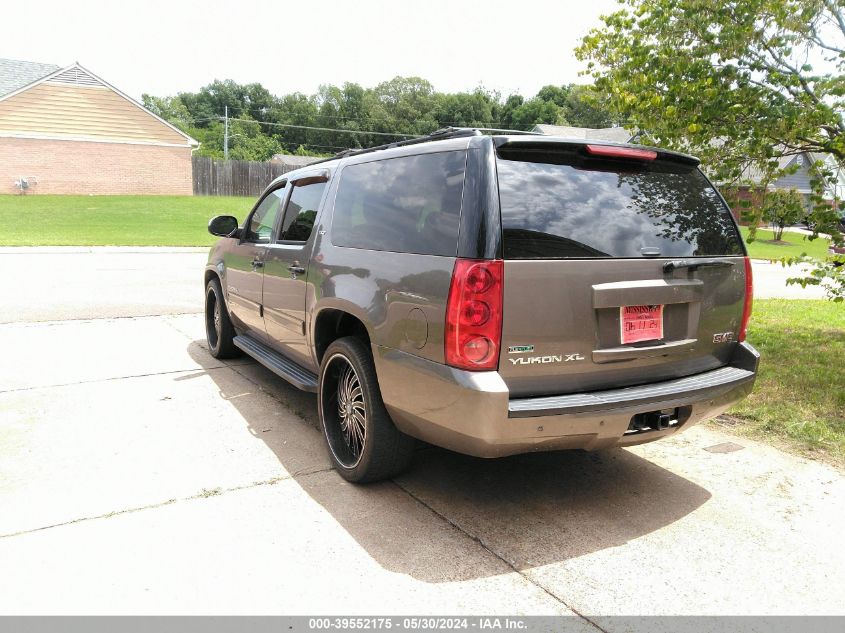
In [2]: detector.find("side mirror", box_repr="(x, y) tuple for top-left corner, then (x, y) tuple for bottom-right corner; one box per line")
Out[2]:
(208, 215), (240, 238)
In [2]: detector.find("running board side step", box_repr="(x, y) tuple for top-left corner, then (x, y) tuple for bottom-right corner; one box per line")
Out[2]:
(233, 335), (318, 392)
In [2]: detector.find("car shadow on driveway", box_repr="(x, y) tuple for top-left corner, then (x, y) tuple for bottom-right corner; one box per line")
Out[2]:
(188, 341), (712, 582)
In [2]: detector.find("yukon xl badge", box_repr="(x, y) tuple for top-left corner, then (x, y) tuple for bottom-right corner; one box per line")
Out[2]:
(509, 353), (584, 365)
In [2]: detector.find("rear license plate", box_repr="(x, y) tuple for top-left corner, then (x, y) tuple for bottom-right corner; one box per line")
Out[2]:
(620, 304), (664, 344)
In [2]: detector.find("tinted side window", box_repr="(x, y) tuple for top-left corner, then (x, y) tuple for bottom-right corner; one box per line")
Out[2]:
(496, 150), (743, 259)
(332, 151), (466, 256)
(280, 180), (327, 242)
(247, 188), (285, 243)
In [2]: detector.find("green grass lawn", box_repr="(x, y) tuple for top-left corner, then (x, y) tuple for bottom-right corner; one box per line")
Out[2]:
(739, 226), (831, 260)
(0, 194), (836, 254)
(725, 299), (845, 465)
(0, 195), (253, 246)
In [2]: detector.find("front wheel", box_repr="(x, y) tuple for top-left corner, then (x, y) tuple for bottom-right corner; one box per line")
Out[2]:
(318, 337), (414, 483)
(205, 277), (240, 359)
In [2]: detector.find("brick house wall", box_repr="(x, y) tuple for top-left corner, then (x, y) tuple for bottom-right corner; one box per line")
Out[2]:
(720, 186), (766, 224)
(0, 63), (198, 194)
(0, 137), (192, 195)
(722, 184), (818, 225)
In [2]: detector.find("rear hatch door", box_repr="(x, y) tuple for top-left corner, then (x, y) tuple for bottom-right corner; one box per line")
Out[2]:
(495, 142), (748, 398)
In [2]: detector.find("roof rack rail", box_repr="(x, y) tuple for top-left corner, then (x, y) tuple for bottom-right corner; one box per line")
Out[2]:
(307, 126), (543, 166)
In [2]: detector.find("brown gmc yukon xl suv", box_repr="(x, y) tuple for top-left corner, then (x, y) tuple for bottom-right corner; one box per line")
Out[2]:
(204, 127), (759, 483)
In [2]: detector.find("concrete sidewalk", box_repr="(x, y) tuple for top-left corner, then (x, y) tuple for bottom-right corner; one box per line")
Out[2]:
(1, 313), (843, 618)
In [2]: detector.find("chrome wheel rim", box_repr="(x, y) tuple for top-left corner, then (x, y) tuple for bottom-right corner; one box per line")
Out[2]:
(337, 363), (366, 459)
(321, 354), (367, 468)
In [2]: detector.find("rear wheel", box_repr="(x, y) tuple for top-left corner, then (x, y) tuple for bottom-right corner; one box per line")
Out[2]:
(318, 337), (414, 483)
(205, 277), (240, 359)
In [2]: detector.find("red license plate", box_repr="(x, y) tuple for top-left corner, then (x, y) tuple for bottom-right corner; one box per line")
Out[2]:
(620, 304), (664, 344)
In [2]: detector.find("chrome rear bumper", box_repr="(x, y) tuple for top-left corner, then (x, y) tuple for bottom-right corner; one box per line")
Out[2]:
(509, 366), (754, 418)
(375, 342), (759, 458)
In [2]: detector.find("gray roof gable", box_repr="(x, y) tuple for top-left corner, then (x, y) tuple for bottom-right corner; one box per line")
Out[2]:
(532, 124), (634, 143)
(271, 154), (322, 168)
(738, 151), (827, 190)
(0, 58), (60, 98)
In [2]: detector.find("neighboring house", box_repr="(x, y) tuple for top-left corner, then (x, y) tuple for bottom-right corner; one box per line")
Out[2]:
(0, 59), (198, 195)
(531, 124), (634, 143)
(271, 154), (321, 169)
(727, 151), (842, 221)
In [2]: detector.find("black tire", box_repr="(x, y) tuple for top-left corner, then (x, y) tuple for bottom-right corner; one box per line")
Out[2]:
(318, 336), (415, 483)
(205, 277), (240, 359)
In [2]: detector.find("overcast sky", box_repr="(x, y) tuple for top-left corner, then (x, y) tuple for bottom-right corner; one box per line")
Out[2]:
(2, 0), (621, 101)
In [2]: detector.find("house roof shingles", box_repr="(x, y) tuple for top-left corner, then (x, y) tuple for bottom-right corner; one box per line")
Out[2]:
(271, 154), (322, 168)
(0, 58), (60, 98)
(532, 124), (634, 143)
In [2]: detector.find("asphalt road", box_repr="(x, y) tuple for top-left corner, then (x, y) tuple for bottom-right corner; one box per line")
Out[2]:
(0, 248), (843, 621)
(0, 247), (207, 323)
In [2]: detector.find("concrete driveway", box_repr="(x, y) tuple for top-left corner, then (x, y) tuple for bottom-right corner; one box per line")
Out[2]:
(0, 248), (843, 621)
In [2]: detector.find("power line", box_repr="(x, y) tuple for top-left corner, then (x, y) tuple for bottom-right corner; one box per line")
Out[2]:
(174, 113), (417, 140)
(227, 117), (420, 138)
(297, 110), (534, 131)
(185, 102), (534, 132)
(278, 141), (352, 151)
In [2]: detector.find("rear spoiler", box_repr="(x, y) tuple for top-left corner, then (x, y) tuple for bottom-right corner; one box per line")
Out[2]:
(492, 136), (700, 166)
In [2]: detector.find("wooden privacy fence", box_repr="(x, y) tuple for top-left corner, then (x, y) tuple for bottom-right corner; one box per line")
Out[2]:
(192, 156), (294, 196)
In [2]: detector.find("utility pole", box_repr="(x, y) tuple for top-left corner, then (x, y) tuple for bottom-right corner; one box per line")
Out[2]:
(223, 105), (229, 160)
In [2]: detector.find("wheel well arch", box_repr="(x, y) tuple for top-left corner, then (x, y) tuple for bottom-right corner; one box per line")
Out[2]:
(204, 269), (231, 315)
(313, 308), (372, 365)
(204, 268), (219, 286)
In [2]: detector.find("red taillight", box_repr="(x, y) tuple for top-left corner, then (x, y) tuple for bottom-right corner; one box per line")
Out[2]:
(445, 259), (503, 371)
(585, 144), (657, 161)
(739, 256), (753, 342)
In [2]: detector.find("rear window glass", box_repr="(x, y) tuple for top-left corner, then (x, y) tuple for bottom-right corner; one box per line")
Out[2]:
(331, 151), (466, 256)
(496, 149), (743, 259)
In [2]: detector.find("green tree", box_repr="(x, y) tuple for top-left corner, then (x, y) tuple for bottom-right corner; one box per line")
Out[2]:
(578, 0), (845, 167)
(432, 89), (498, 129)
(536, 85), (569, 108)
(145, 75), (619, 162)
(191, 117), (280, 161)
(141, 94), (193, 129)
(270, 92), (320, 151)
(372, 76), (437, 135)
(762, 189), (805, 240)
(506, 97), (565, 129)
(178, 79), (275, 124)
(577, 0), (844, 295)
(563, 84), (616, 128)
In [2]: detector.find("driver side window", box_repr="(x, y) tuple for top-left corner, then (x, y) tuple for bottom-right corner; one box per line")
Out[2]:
(246, 186), (286, 243)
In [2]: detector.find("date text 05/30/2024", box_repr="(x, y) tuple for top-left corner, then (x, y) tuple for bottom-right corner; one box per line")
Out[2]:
(308, 617), (527, 630)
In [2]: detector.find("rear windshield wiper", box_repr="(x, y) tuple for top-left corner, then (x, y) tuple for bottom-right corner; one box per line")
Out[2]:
(663, 258), (737, 273)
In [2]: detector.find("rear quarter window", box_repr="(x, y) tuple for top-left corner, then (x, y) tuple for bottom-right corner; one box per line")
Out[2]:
(331, 151), (466, 256)
(496, 148), (743, 259)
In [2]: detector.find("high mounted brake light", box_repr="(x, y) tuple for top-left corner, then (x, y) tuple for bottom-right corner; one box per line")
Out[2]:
(585, 145), (657, 161)
(445, 259), (504, 371)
